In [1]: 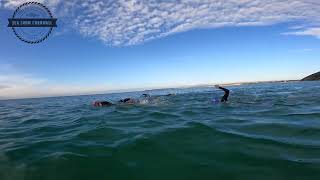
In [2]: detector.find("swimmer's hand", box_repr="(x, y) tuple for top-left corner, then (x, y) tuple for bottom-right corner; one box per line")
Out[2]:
(214, 85), (220, 89)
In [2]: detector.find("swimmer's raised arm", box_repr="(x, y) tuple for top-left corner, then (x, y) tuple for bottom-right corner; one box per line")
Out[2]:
(219, 86), (229, 93)
(215, 85), (230, 102)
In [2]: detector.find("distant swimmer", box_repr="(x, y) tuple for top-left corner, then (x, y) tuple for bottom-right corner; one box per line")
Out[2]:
(141, 94), (151, 98)
(165, 93), (175, 96)
(141, 93), (175, 98)
(215, 85), (230, 102)
(118, 98), (138, 104)
(94, 93), (176, 107)
(93, 101), (114, 107)
(94, 97), (139, 107)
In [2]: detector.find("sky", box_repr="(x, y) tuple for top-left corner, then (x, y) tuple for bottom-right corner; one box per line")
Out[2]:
(0, 0), (320, 99)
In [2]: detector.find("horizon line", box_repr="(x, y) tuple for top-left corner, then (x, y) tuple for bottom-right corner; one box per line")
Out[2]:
(0, 79), (300, 101)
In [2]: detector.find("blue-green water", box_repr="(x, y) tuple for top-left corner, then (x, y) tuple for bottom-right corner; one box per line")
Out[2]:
(1, 82), (320, 180)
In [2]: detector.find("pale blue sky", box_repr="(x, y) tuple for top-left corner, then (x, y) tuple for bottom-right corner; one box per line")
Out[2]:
(0, 0), (319, 99)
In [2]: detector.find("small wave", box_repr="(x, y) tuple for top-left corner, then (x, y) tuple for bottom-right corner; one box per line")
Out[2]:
(216, 127), (320, 148)
(285, 112), (320, 117)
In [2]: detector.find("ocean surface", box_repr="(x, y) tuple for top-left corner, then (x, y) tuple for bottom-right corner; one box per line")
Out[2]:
(0, 81), (320, 180)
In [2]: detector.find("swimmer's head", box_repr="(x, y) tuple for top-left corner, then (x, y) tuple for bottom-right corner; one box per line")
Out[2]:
(141, 94), (151, 98)
(165, 93), (175, 96)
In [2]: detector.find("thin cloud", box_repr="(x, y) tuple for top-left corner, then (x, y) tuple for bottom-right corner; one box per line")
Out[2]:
(0, 74), (45, 99)
(288, 48), (314, 53)
(1, 0), (320, 45)
(0, 73), (113, 100)
(0, 63), (111, 99)
(0, 85), (10, 90)
(283, 27), (320, 38)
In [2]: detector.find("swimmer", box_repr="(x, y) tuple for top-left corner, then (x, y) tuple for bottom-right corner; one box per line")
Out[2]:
(141, 93), (175, 98)
(215, 85), (230, 102)
(141, 94), (151, 98)
(118, 98), (137, 104)
(94, 97), (138, 107)
(93, 101), (113, 107)
(165, 93), (175, 96)
(94, 93), (175, 107)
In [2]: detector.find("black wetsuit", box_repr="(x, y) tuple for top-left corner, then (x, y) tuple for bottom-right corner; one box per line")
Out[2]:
(119, 98), (132, 103)
(100, 101), (113, 106)
(219, 87), (230, 102)
(97, 93), (173, 107)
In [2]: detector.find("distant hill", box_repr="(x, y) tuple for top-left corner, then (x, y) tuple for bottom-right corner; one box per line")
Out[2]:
(302, 72), (320, 81)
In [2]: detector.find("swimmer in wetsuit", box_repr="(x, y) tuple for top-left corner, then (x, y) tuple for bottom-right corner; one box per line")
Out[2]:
(141, 94), (151, 98)
(215, 85), (230, 102)
(93, 101), (113, 107)
(141, 93), (174, 98)
(94, 93), (176, 107)
(118, 98), (136, 104)
(94, 98), (137, 107)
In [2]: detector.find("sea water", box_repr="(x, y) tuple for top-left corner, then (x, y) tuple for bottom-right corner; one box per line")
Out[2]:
(0, 81), (320, 180)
